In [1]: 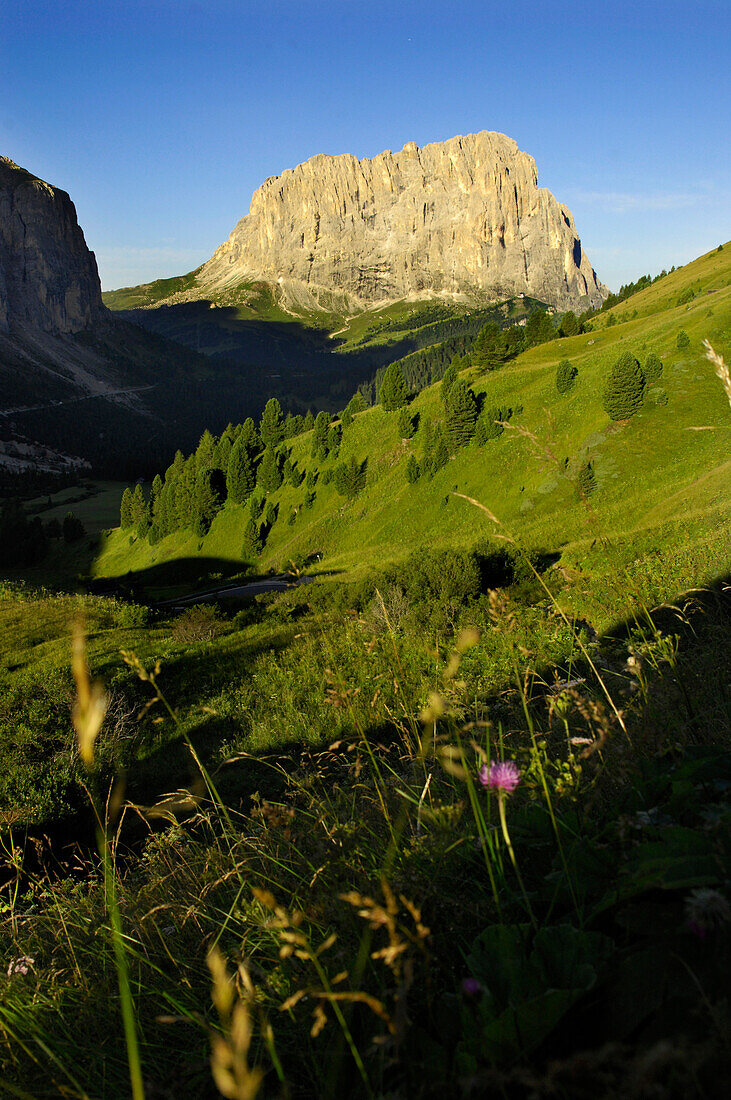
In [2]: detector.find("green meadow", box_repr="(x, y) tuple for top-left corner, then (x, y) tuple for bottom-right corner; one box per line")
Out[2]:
(1, 242), (729, 1099)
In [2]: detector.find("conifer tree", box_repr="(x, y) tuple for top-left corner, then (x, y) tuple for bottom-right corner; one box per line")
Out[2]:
(151, 474), (163, 518)
(444, 378), (478, 450)
(239, 418), (261, 457)
(311, 411), (329, 460)
(259, 398), (284, 448)
(242, 519), (262, 557)
(379, 362), (409, 410)
(603, 353), (645, 420)
(440, 360), (459, 403)
(284, 413), (304, 438)
(131, 483), (146, 524)
(175, 456), (198, 529)
(431, 431), (449, 475)
(405, 454), (420, 483)
(556, 359), (578, 395)
(326, 424), (341, 458)
(226, 438), (256, 503)
(257, 446), (282, 493)
(214, 435), (232, 473)
(195, 429), (215, 470)
(397, 406), (415, 439)
(194, 468), (225, 536)
(303, 409), (315, 432)
(120, 487), (134, 529)
(333, 456), (367, 498)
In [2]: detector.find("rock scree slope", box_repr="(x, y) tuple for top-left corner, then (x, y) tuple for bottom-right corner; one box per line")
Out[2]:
(197, 131), (607, 312)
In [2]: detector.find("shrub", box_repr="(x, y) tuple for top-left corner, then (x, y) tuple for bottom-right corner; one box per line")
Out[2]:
(577, 461), (597, 497)
(676, 330), (690, 349)
(405, 454), (420, 483)
(677, 287), (695, 306)
(651, 386), (669, 406)
(171, 604), (227, 644)
(602, 352), (645, 420)
(556, 359), (578, 395)
(643, 353), (663, 383)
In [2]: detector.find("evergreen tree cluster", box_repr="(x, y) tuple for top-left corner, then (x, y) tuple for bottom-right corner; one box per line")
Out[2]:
(118, 396), (314, 547)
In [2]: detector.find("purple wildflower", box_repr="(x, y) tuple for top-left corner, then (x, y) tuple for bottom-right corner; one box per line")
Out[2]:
(461, 977), (482, 997)
(478, 760), (521, 794)
(7, 956), (34, 977)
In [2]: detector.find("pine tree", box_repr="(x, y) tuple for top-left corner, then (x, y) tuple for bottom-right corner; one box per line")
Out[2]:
(556, 359), (578, 395)
(643, 353), (663, 383)
(131, 484), (146, 524)
(603, 353), (645, 420)
(284, 413), (304, 438)
(151, 474), (163, 518)
(431, 432), (449, 475)
(195, 429), (215, 470)
(239, 418), (261, 456)
(226, 438), (256, 503)
(559, 311), (579, 337)
(257, 447), (282, 493)
(397, 406), (415, 439)
(120, 487), (134, 529)
(259, 398), (284, 448)
(405, 455), (420, 483)
(311, 411), (329, 460)
(333, 456), (367, 498)
(379, 363), (409, 410)
(194, 467), (225, 536)
(242, 519), (262, 557)
(214, 435), (232, 473)
(444, 379), (478, 450)
(175, 456), (198, 528)
(303, 409), (315, 432)
(440, 360), (459, 403)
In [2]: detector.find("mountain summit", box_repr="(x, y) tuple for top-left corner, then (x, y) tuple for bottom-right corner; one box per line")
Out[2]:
(0, 156), (104, 335)
(197, 131), (607, 312)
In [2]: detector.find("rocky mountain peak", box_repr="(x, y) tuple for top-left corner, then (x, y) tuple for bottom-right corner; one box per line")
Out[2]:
(198, 130), (607, 312)
(0, 156), (104, 335)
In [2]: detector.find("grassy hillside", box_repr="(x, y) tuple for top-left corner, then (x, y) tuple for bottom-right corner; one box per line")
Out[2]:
(96, 242), (731, 627)
(2, 242), (729, 1099)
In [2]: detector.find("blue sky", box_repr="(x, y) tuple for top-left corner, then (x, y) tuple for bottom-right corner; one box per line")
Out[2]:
(1, 0), (728, 292)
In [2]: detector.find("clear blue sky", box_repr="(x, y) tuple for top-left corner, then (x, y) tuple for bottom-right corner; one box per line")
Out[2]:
(2, 0), (728, 292)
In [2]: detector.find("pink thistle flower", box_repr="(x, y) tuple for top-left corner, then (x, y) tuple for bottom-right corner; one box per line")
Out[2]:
(478, 760), (521, 794)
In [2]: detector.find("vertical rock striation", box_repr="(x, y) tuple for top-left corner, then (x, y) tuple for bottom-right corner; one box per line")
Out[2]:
(0, 156), (104, 335)
(198, 131), (607, 311)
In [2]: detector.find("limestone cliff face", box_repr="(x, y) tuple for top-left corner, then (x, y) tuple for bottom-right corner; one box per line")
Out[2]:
(0, 157), (104, 335)
(199, 131), (606, 312)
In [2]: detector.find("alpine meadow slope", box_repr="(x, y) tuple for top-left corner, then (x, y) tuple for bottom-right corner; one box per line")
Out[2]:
(97, 240), (731, 627)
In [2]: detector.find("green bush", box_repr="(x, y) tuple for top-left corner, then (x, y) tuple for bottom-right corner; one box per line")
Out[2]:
(602, 352), (645, 420)
(643, 353), (663, 383)
(556, 359), (578, 395)
(405, 454), (420, 483)
(577, 460), (597, 497)
(676, 330), (691, 349)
